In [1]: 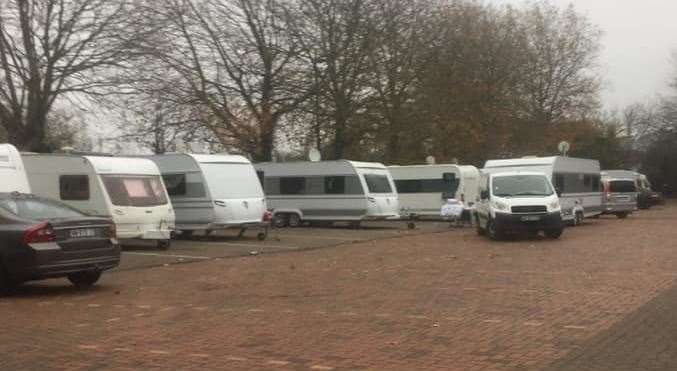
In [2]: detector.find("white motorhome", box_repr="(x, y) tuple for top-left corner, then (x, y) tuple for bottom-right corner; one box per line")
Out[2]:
(475, 171), (564, 239)
(388, 164), (480, 218)
(22, 154), (175, 248)
(0, 144), (31, 193)
(145, 153), (270, 240)
(255, 160), (400, 227)
(484, 156), (602, 225)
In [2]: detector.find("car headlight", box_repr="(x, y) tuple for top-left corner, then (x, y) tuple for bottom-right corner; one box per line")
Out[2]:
(549, 200), (560, 210)
(492, 201), (508, 211)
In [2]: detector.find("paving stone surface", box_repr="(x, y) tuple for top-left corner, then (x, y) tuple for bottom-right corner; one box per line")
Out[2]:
(1, 204), (676, 370)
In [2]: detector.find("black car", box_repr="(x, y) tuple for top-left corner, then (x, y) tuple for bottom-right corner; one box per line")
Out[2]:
(0, 193), (120, 294)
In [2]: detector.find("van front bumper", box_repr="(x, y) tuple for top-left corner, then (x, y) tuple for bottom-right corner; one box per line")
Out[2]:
(494, 212), (563, 232)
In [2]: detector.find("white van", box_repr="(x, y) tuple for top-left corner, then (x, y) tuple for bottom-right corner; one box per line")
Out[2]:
(255, 160), (399, 227)
(146, 153), (270, 240)
(484, 156), (602, 225)
(0, 144), (31, 193)
(475, 171), (564, 239)
(388, 164), (480, 219)
(22, 154), (175, 248)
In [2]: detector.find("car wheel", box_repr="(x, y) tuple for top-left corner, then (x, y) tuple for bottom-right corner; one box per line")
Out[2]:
(0, 267), (17, 297)
(68, 271), (102, 288)
(273, 213), (288, 228)
(157, 240), (171, 250)
(288, 213), (302, 228)
(545, 228), (563, 239)
(616, 212), (628, 219)
(486, 219), (501, 240)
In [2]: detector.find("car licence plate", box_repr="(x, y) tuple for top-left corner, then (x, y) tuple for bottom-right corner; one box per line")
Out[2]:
(69, 228), (97, 239)
(521, 215), (541, 222)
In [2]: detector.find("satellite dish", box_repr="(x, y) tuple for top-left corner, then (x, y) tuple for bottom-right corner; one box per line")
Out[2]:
(425, 155), (436, 165)
(308, 148), (321, 162)
(558, 141), (570, 156)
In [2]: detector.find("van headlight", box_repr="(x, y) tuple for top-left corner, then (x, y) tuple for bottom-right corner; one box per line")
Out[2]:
(492, 201), (508, 211)
(549, 200), (560, 211)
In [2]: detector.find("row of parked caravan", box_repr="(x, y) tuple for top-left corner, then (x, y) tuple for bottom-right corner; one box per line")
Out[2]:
(1, 144), (661, 246)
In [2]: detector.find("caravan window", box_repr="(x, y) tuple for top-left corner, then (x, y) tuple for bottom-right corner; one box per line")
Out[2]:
(60, 175), (90, 200)
(554, 173), (601, 193)
(279, 177), (306, 195)
(102, 175), (168, 207)
(162, 174), (187, 196)
(364, 174), (393, 194)
(395, 178), (459, 194)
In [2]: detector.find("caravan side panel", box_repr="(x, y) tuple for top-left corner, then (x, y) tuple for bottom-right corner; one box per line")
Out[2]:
(22, 156), (109, 216)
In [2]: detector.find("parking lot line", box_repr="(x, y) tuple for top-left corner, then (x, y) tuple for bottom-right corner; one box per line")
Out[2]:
(124, 252), (212, 260)
(279, 234), (366, 241)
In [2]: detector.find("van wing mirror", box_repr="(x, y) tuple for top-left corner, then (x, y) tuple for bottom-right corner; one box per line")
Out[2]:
(555, 187), (562, 197)
(480, 190), (490, 200)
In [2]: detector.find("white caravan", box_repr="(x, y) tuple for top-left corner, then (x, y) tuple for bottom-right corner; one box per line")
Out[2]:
(475, 171), (564, 239)
(0, 144), (30, 193)
(483, 156), (602, 225)
(255, 160), (400, 227)
(22, 154), (175, 248)
(388, 164), (480, 218)
(145, 153), (269, 240)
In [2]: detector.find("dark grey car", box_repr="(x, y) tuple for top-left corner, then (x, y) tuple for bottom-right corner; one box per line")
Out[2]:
(0, 193), (120, 294)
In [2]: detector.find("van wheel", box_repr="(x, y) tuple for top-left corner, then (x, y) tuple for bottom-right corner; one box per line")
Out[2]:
(288, 213), (302, 228)
(157, 240), (171, 250)
(68, 271), (102, 287)
(616, 212), (629, 219)
(273, 214), (288, 228)
(486, 219), (501, 240)
(545, 228), (563, 239)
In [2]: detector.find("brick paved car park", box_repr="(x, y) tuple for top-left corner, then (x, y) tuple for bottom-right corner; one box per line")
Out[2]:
(2, 204), (677, 370)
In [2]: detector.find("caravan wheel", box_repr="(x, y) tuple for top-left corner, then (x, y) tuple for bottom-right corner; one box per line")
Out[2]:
(273, 214), (288, 228)
(288, 213), (302, 228)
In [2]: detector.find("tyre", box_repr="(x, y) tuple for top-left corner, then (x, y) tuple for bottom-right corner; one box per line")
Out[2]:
(273, 213), (288, 228)
(288, 213), (302, 228)
(574, 212), (583, 226)
(257, 231), (267, 241)
(180, 230), (194, 239)
(475, 215), (485, 236)
(407, 222), (416, 230)
(545, 228), (563, 239)
(157, 240), (171, 250)
(68, 271), (102, 287)
(486, 219), (502, 240)
(616, 212), (628, 219)
(527, 230), (540, 238)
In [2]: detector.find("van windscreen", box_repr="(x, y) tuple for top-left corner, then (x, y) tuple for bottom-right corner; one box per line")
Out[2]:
(102, 175), (168, 207)
(609, 180), (636, 193)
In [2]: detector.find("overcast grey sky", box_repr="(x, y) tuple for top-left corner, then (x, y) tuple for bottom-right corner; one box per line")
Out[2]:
(498, 0), (677, 110)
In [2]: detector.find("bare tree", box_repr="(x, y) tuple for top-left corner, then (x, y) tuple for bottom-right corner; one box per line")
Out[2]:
(0, 0), (150, 151)
(155, 0), (313, 161)
(298, 0), (375, 159)
(517, 2), (602, 126)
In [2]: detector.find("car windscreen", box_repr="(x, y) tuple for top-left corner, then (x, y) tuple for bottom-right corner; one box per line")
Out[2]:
(492, 175), (554, 197)
(609, 180), (636, 193)
(0, 197), (85, 220)
(364, 174), (393, 194)
(102, 175), (169, 207)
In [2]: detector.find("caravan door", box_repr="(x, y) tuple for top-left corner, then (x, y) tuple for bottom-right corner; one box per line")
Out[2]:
(358, 168), (399, 219)
(0, 144), (30, 193)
